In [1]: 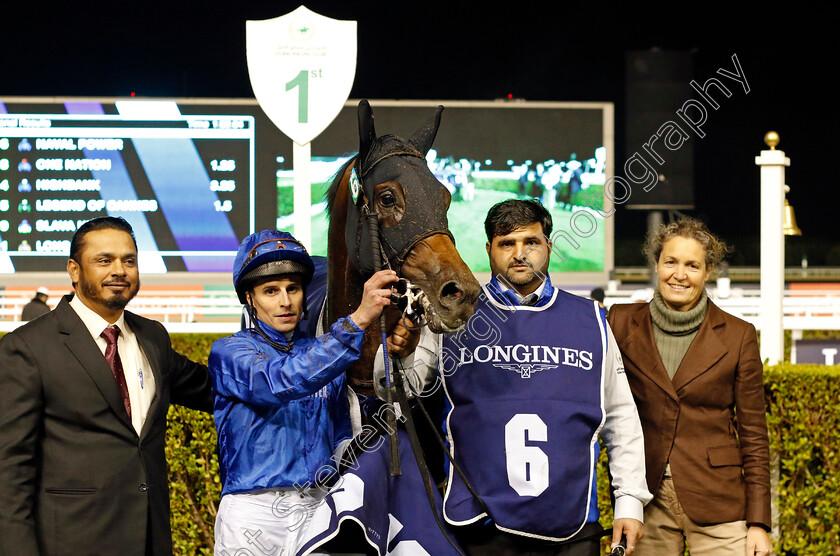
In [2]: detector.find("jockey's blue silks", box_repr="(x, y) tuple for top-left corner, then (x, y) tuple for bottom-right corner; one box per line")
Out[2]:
(344, 100), (454, 277)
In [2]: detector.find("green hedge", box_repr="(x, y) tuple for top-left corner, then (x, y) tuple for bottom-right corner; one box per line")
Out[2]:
(167, 334), (225, 556)
(764, 364), (840, 555)
(593, 363), (840, 555)
(162, 338), (840, 555)
(3, 332), (837, 553)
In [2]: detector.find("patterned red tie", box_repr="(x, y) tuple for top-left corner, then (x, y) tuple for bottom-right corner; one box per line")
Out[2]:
(100, 325), (131, 419)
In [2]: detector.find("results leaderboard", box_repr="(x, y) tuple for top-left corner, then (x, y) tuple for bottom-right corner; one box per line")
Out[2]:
(0, 108), (255, 272)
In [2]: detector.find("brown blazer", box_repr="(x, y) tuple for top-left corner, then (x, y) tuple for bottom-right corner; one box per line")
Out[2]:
(608, 299), (771, 529)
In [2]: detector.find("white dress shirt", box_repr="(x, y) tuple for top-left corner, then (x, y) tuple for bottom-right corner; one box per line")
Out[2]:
(69, 295), (156, 434)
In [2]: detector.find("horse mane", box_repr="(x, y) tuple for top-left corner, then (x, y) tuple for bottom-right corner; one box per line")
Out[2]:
(325, 156), (357, 219)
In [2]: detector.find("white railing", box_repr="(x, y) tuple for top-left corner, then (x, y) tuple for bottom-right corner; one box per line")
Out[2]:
(602, 287), (840, 332)
(0, 290), (242, 333)
(3, 287), (840, 334)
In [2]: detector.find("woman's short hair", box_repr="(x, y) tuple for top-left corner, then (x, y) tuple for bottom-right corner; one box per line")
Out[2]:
(643, 217), (729, 269)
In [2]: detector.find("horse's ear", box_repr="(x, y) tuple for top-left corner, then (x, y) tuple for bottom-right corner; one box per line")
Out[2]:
(358, 99), (376, 163)
(409, 105), (444, 155)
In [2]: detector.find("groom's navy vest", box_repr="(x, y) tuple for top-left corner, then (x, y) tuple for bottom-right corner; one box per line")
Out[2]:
(441, 285), (607, 540)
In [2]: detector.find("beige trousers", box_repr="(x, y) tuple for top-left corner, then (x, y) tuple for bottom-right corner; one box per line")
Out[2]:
(635, 477), (747, 556)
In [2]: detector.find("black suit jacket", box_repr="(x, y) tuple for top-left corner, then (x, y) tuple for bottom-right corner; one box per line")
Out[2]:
(0, 295), (213, 556)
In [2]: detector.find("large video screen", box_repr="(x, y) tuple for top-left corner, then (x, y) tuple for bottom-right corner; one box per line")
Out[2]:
(0, 99), (265, 273)
(1, 98), (613, 280)
(284, 101), (614, 279)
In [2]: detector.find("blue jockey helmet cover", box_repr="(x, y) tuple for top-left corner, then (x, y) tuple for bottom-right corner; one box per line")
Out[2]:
(233, 230), (315, 304)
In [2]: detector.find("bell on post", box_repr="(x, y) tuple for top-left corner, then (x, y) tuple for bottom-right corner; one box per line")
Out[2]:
(783, 198), (802, 236)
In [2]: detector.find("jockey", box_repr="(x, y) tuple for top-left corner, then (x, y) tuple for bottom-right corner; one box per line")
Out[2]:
(208, 229), (397, 554)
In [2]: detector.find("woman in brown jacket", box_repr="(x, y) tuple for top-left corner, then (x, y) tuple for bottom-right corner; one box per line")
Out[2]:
(607, 218), (772, 555)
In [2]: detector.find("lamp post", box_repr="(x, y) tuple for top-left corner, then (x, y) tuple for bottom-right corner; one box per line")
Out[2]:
(755, 132), (789, 365)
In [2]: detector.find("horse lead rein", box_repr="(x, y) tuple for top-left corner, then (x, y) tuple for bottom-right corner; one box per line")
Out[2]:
(365, 205), (402, 477)
(365, 205), (471, 555)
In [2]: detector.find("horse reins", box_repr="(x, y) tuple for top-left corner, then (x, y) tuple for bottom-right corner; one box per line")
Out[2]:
(351, 147), (472, 553)
(361, 206), (465, 555)
(364, 204), (402, 477)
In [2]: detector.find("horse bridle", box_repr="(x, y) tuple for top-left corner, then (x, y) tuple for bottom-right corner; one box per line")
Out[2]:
(347, 146), (454, 278)
(344, 150), (489, 556)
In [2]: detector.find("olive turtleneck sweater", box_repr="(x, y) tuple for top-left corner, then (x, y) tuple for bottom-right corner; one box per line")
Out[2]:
(648, 288), (709, 380)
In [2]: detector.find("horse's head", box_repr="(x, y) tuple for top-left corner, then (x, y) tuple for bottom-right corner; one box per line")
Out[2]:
(342, 100), (479, 333)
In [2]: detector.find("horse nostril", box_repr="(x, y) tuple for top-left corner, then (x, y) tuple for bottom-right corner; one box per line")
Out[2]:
(440, 281), (463, 302)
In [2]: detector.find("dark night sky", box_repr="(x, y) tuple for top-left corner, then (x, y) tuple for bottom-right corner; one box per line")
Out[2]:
(3, 1), (836, 266)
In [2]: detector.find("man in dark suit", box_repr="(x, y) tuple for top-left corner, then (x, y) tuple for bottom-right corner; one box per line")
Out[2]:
(21, 287), (51, 321)
(0, 216), (213, 556)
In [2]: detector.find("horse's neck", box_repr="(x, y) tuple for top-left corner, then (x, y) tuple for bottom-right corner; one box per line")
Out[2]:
(325, 256), (387, 395)
(326, 183), (362, 328)
(327, 174), (385, 395)
(328, 261), (365, 325)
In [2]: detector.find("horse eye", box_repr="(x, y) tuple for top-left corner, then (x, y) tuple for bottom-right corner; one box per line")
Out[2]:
(379, 192), (396, 207)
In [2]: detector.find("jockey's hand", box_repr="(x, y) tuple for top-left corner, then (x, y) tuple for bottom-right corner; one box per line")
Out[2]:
(349, 270), (398, 330)
(387, 316), (421, 358)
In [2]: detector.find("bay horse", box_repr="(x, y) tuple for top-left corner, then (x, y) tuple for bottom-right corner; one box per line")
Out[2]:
(324, 100), (480, 396)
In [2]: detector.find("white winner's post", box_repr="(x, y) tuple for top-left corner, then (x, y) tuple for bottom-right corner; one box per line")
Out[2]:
(293, 142), (312, 248)
(246, 6), (357, 251)
(755, 131), (789, 365)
